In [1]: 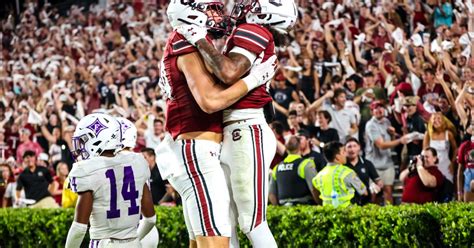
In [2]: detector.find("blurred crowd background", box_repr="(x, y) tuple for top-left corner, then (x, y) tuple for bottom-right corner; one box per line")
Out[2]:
(1, 0), (474, 209)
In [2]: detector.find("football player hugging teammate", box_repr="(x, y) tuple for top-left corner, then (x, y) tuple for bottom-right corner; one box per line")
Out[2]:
(154, 0), (278, 247)
(176, 0), (298, 247)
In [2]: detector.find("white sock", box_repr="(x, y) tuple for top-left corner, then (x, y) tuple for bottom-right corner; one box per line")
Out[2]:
(246, 222), (277, 248)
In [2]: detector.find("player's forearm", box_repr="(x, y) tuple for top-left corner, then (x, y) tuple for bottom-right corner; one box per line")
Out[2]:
(196, 39), (241, 84)
(202, 82), (248, 113)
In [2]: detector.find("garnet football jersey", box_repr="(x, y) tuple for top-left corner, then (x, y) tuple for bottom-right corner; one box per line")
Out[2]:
(159, 31), (223, 139)
(224, 23), (275, 110)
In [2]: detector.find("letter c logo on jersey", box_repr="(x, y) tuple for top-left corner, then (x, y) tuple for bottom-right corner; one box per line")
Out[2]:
(232, 129), (241, 141)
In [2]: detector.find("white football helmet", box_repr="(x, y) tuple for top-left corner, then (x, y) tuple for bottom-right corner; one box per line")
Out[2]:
(71, 113), (122, 161)
(116, 117), (138, 149)
(167, 0), (232, 37)
(240, 0), (298, 34)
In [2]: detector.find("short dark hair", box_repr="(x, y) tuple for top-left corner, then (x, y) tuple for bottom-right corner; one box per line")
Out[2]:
(317, 110), (332, 123)
(372, 47), (383, 54)
(323, 141), (344, 162)
(22, 150), (36, 159)
(333, 88), (346, 99)
(270, 121), (285, 136)
(141, 147), (155, 157)
(331, 75), (343, 85)
(424, 68), (435, 75)
(424, 147), (439, 164)
(288, 110), (297, 117)
(345, 137), (360, 146)
(285, 136), (300, 154)
(424, 147), (437, 157)
(363, 71), (374, 77)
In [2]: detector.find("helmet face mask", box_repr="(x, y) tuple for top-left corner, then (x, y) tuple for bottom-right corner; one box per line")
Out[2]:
(167, 0), (233, 38)
(71, 134), (91, 161)
(71, 114), (122, 162)
(233, 0), (297, 34)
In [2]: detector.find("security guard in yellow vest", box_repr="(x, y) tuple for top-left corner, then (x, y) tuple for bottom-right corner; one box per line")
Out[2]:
(269, 136), (318, 206)
(312, 141), (367, 207)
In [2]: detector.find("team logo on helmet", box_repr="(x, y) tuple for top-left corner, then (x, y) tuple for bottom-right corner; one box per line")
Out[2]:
(86, 118), (108, 136)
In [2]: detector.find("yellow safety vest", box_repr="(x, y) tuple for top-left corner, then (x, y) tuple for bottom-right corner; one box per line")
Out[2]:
(62, 176), (78, 208)
(312, 164), (354, 208)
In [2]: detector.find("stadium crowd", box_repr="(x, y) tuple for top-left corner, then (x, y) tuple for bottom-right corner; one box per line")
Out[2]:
(1, 0), (474, 209)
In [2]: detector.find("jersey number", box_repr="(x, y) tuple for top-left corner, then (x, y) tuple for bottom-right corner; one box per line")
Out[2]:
(105, 166), (139, 219)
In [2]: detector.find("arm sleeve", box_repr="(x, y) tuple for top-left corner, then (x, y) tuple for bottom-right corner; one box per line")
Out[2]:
(344, 171), (367, 195)
(312, 176), (319, 190)
(229, 46), (257, 65)
(299, 159), (317, 191)
(68, 175), (94, 193)
(137, 215), (157, 240)
(68, 164), (98, 193)
(432, 169), (445, 187)
(65, 221), (88, 248)
(366, 123), (382, 142)
(233, 24), (271, 55)
(16, 175), (23, 191)
(269, 177), (277, 196)
(44, 168), (53, 184)
(365, 160), (381, 182)
(331, 129), (340, 144)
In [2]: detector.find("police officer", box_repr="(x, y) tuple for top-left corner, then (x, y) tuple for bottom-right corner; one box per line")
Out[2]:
(312, 141), (367, 207)
(269, 136), (319, 206)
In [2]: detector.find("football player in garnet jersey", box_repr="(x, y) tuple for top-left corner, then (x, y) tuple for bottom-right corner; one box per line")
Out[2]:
(176, 0), (298, 247)
(157, 0), (277, 247)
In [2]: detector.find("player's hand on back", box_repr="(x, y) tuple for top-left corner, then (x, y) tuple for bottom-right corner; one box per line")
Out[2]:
(250, 55), (278, 86)
(176, 24), (207, 46)
(242, 55), (278, 92)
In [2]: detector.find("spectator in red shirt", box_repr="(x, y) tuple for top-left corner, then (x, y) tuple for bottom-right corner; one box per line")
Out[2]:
(16, 128), (43, 165)
(457, 137), (474, 202)
(417, 68), (445, 106)
(400, 147), (445, 204)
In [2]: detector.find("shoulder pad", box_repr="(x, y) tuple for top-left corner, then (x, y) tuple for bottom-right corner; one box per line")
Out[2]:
(169, 32), (197, 56)
(232, 23), (272, 54)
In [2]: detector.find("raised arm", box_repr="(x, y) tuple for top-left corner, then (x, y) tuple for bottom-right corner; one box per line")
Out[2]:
(455, 83), (470, 127)
(435, 71), (457, 115)
(403, 49), (422, 77)
(324, 23), (338, 56)
(354, 42), (368, 66)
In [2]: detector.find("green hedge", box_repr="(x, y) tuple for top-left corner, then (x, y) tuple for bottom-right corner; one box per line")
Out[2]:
(0, 203), (472, 247)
